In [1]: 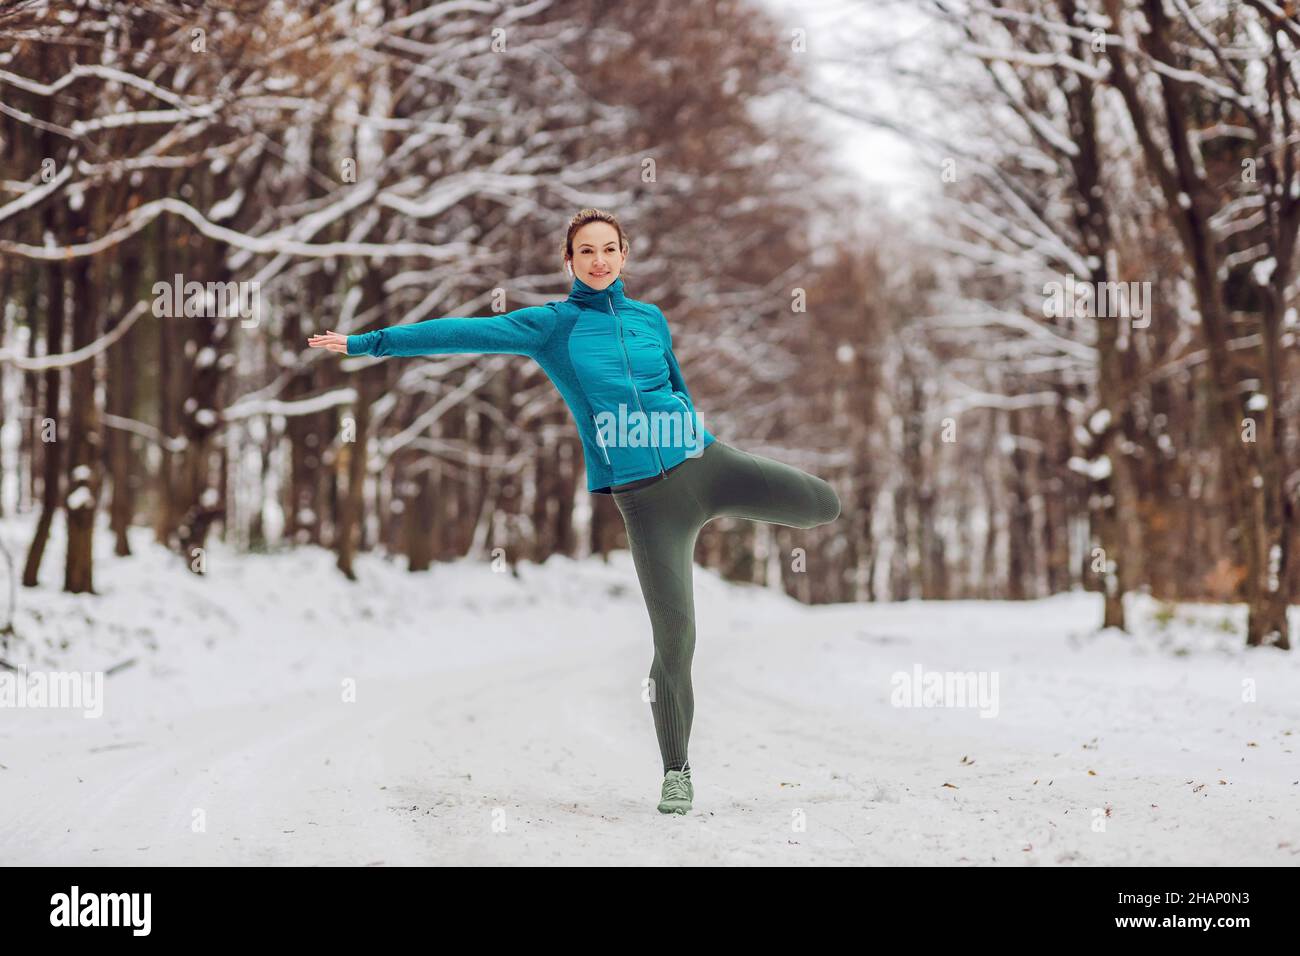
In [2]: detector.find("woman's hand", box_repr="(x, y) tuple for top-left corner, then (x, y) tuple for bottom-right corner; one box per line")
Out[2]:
(307, 330), (349, 353)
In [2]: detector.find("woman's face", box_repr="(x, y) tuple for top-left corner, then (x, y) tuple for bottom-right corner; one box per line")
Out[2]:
(568, 222), (625, 289)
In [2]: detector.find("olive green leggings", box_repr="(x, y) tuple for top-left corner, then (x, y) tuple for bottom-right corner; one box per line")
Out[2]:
(612, 440), (841, 773)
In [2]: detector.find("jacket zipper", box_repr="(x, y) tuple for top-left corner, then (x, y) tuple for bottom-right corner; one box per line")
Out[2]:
(608, 292), (665, 478)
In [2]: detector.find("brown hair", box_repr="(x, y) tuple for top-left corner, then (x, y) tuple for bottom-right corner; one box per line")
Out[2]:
(562, 208), (630, 277)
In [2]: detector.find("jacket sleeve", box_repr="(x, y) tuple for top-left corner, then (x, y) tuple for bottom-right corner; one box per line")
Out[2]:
(655, 307), (694, 400)
(346, 305), (556, 358)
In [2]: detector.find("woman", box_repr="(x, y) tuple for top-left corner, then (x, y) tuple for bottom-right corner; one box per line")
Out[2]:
(309, 208), (841, 815)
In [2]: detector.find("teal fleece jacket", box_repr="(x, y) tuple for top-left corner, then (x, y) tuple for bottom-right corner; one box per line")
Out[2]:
(346, 276), (716, 493)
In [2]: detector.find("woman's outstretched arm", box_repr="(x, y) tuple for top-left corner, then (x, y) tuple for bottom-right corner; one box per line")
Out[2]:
(309, 305), (557, 359)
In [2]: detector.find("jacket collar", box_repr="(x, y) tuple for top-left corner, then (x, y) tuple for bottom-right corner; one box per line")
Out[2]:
(567, 274), (627, 307)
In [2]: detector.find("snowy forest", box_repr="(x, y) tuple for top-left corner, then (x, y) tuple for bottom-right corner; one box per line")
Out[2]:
(0, 0), (1297, 648)
(5, 0), (1300, 874)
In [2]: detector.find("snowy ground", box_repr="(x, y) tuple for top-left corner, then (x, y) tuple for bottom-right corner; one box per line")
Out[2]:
(1, 513), (1297, 866)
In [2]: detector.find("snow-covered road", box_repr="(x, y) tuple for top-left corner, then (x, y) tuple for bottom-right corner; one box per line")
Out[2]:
(1, 518), (1297, 865)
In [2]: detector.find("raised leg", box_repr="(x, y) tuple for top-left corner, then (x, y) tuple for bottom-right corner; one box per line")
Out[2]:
(696, 441), (841, 528)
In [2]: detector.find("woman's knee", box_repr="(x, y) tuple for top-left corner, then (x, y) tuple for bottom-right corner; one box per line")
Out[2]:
(803, 477), (841, 528)
(651, 617), (696, 669)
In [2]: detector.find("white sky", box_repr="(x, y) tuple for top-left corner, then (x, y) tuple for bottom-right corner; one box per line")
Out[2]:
(756, 0), (935, 215)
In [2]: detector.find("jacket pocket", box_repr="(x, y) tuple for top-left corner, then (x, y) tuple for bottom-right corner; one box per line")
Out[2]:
(591, 414), (612, 465)
(669, 392), (696, 440)
(624, 328), (663, 380)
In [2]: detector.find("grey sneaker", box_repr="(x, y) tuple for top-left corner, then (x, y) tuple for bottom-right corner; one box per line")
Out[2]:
(657, 765), (693, 814)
